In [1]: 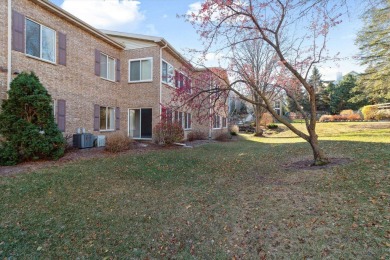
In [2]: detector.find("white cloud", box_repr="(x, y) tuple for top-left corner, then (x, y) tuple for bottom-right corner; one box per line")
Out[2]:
(61, 0), (145, 30)
(162, 14), (168, 19)
(187, 1), (202, 16)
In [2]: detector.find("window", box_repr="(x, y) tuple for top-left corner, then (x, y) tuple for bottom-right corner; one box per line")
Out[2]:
(213, 115), (221, 129)
(26, 19), (56, 63)
(274, 101), (281, 115)
(129, 58), (152, 82)
(178, 112), (184, 126)
(177, 72), (184, 88)
(100, 106), (115, 131)
(162, 60), (174, 86)
(172, 111), (191, 129)
(222, 117), (227, 128)
(184, 113), (192, 130)
(175, 71), (192, 93)
(161, 107), (173, 123)
(100, 53), (116, 81)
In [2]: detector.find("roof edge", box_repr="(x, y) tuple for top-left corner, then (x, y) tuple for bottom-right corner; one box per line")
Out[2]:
(101, 29), (194, 69)
(31, 0), (125, 49)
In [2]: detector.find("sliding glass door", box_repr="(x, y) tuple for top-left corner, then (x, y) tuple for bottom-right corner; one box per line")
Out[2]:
(128, 108), (152, 139)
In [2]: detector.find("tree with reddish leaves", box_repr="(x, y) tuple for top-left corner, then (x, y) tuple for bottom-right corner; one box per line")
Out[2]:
(177, 0), (354, 166)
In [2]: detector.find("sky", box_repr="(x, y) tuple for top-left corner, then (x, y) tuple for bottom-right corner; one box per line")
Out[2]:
(49, 0), (365, 81)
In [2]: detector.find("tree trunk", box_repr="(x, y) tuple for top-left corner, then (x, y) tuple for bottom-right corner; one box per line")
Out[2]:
(307, 130), (329, 166)
(254, 105), (264, 136)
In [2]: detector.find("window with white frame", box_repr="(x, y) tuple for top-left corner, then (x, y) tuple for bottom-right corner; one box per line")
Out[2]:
(213, 115), (221, 129)
(176, 71), (192, 93)
(184, 112), (192, 129)
(222, 117), (227, 128)
(100, 106), (115, 131)
(274, 101), (281, 115)
(26, 19), (56, 63)
(178, 112), (184, 126)
(172, 111), (191, 129)
(129, 58), (152, 82)
(162, 60), (174, 86)
(100, 53), (116, 81)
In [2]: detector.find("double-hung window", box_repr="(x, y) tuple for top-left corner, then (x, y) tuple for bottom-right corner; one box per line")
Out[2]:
(162, 60), (174, 86)
(26, 19), (56, 63)
(129, 58), (153, 82)
(100, 106), (115, 131)
(222, 117), (227, 128)
(184, 113), (192, 130)
(172, 111), (191, 129)
(175, 71), (192, 93)
(213, 115), (221, 129)
(100, 53), (116, 81)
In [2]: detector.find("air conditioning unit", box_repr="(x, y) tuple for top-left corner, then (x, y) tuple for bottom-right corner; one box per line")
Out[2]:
(73, 133), (94, 149)
(96, 135), (106, 147)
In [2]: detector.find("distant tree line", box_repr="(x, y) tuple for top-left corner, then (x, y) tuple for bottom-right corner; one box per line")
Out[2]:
(286, 65), (387, 115)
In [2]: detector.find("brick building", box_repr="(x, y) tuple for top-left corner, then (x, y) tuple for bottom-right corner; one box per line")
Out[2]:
(0, 0), (228, 141)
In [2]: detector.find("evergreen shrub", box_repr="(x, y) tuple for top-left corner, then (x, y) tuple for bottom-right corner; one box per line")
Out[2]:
(0, 72), (65, 165)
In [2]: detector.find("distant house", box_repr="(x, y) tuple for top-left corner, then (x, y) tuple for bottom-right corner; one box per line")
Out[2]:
(0, 0), (228, 141)
(322, 71), (360, 87)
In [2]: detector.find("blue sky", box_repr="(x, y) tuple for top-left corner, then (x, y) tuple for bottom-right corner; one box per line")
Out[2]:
(49, 0), (364, 81)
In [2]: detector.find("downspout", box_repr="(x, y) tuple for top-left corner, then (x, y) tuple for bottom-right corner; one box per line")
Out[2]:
(209, 77), (212, 139)
(7, 0), (12, 96)
(159, 43), (168, 119)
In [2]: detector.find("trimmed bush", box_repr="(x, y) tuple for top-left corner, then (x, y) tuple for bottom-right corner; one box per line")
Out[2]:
(153, 122), (184, 145)
(105, 132), (132, 153)
(187, 130), (207, 141)
(267, 123), (278, 129)
(333, 115), (348, 121)
(229, 125), (239, 135)
(260, 112), (274, 126)
(319, 113), (361, 122)
(340, 109), (354, 116)
(375, 109), (390, 120)
(319, 115), (334, 122)
(347, 113), (361, 121)
(0, 72), (65, 165)
(361, 105), (378, 120)
(214, 132), (231, 141)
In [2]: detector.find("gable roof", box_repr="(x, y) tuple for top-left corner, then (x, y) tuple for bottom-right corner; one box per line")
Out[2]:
(31, 0), (125, 49)
(100, 29), (193, 68)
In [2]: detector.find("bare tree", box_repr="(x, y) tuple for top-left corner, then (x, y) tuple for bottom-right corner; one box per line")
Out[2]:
(176, 0), (354, 165)
(228, 39), (282, 135)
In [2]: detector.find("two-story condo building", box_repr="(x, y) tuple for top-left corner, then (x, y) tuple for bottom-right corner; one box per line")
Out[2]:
(0, 0), (228, 141)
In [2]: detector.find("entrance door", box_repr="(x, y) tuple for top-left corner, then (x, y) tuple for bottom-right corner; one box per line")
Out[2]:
(129, 108), (152, 139)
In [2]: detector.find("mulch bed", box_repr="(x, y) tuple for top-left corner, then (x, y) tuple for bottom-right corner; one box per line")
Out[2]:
(283, 157), (353, 171)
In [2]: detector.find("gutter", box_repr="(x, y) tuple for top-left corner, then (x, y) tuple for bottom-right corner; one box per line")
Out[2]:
(32, 0), (125, 50)
(159, 43), (168, 118)
(209, 76), (212, 139)
(7, 0), (12, 95)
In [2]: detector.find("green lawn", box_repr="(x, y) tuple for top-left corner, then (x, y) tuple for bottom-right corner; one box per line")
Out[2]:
(0, 122), (389, 258)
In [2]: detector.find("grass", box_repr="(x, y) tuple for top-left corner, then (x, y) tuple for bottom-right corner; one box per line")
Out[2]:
(0, 122), (389, 258)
